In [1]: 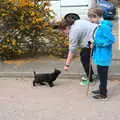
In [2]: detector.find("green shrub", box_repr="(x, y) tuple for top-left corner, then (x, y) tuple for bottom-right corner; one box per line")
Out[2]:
(0, 0), (69, 60)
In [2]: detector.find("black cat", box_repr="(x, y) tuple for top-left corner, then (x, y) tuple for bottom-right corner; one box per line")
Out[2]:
(33, 69), (61, 87)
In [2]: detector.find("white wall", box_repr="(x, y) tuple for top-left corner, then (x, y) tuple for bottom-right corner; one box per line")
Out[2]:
(50, 1), (61, 19)
(61, 0), (88, 6)
(50, 0), (91, 20)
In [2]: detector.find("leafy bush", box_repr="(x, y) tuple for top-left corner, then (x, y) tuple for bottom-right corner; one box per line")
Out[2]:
(44, 29), (69, 58)
(0, 35), (23, 60)
(0, 0), (69, 60)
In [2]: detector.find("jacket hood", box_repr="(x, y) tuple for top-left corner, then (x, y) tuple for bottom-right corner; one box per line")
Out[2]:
(100, 20), (113, 30)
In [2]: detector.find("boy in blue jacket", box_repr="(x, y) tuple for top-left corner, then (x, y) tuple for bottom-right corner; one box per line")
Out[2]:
(88, 7), (115, 100)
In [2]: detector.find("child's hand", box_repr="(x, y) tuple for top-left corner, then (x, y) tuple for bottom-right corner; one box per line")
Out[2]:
(88, 39), (94, 48)
(90, 43), (94, 48)
(64, 65), (69, 71)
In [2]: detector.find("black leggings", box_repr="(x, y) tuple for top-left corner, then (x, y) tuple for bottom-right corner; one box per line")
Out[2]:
(97, 65), (109, 96)
(80, 48), (94, 82)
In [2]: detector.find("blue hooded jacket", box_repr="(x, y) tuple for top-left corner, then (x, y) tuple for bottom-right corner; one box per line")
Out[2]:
(93, 20), (115, 66)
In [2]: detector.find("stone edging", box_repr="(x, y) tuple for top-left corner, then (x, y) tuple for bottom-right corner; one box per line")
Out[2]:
(0, 72), (120, 80)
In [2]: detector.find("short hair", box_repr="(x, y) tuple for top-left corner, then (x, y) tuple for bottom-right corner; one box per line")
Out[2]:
(64, 13), (80, 26)
(59, 19), (68, 29)
(88, 7), (103, 18)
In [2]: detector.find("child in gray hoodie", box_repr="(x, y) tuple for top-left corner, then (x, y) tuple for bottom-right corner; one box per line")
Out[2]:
(63, 14), (98, 86)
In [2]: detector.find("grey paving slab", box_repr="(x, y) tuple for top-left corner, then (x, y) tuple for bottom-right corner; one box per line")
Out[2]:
(0, 78), (120, 120)
(0, 55), (120, 78)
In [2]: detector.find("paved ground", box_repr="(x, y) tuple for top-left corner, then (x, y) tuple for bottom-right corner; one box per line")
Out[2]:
(0, 77), (120, 120)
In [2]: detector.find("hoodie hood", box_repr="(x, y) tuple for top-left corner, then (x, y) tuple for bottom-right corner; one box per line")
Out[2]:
(100, 20), (113, 31)
(94, 19), (115, 48)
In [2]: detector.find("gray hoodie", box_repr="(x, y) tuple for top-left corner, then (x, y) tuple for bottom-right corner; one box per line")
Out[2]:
(69, 20), (98, 53)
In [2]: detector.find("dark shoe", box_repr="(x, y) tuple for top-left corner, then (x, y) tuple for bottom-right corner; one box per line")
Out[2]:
(92, 94), (108, 100)
(92, 90), (100, 94)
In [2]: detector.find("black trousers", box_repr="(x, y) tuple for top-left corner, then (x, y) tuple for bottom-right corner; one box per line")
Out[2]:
(97, 65), (109, 96)
(80, 48), (94, 82)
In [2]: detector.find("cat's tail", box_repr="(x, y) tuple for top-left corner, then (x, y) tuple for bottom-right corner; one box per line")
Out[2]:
(33, 71), (36, 77)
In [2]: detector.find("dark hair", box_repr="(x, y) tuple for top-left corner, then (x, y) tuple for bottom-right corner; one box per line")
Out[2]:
(88, 7), (103, 18)
(64, 13), (80, 26)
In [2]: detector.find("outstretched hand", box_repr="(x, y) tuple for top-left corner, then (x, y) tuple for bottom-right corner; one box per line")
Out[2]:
(90, 43), (94, 48)
(64, 65), (69, 71)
